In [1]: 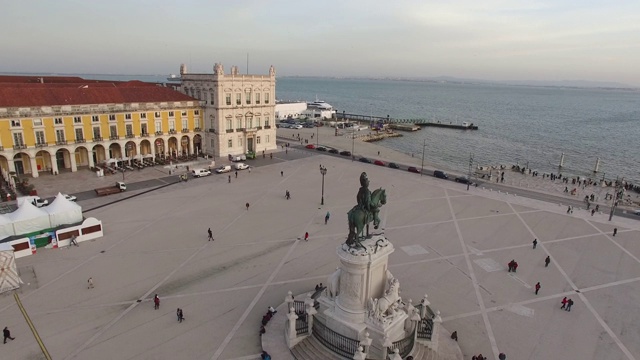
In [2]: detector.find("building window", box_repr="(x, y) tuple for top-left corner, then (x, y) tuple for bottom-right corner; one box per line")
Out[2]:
(246, 92), (251, 105)
(126, 124), (133, 136)
(11, 119), (20, 127)
(141, 123), (148, 135)
(236, 94), (241, 105)
(93, 126), (101, 139)
(181, 111), (187, 116)
(125, 113), (132, 120)
(238, 136), (243, 146)
(264, 117), (269, 127)
(35, 130), (46, 145)
(265, 93), (270, 104)
(256, 93), (260, 104)
(226, 94), (231, 106)
(210, 93), (215, 105)
(169, 120), (175, 131)
(73, 116), (82, 124)
(228, 139), (232, 148)
(226, 119), (232, 130)
(56, 129), (65, 142)
(256, 136), (261, 144)
(182, 119), (188, 129)
(33, 119), (43, 126)
(155, 120), (162, 132)
(195, 118), (201, 129)
(266, 135), (270, 143)
(194, 110), (199, 115)
(55, 117), (64, 125)
(13, 132), (24, 146)
(140, 112), (147, 119)
(169, 111), (175, 117)
(109, 114), (116, 121)
(155, 112), (161, 118)
(92, 115), (99, 122)
(236, 119), (242, 129)
(75, 128), (84, 141)
(110, 125), (117, 138)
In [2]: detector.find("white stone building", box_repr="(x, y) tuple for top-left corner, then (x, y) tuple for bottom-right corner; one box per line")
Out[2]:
(178, 63), (277, 158)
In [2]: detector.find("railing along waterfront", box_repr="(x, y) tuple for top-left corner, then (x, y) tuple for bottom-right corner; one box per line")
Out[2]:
(312, 318), (360, 359)
(389, 327), (415, 358)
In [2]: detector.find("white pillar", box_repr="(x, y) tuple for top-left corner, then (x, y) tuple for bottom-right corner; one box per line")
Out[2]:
(352, 346), (366, 360)
(70, 152), (78, 172)
(49, 154), (58, 175)
(286, 306), (298, 349)
(431, 310), (442, 352)
(29, 156), (39, 178)
(88, 151), (95, 168)
(360, 332), (372, 356)
(6, 159), (15, 174)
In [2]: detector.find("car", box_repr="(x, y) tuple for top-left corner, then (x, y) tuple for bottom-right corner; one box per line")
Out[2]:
(374, 160), (385, 166)
(408, 167), (421, 174)
(191, 169), (212, 178)
(31, 196), (49, 207)
(277, 123), (290, 128)
(328, 149), (339, 154)
(215, 165), (232, 173)
(229, 154), (246, 162)
(303, 123), (315, 128)
(359, 157), (372, 163)
(455, 176), (472, 184)
(316, 147), (327, 152)
(234, 163), (250, 170)
(62, 194), (77, 202)
(339, 150), (352, 156)
(306, 144), (316, 149)
(388, 162), (400, 169)
(290, 124), (303, 129)
(433, 170), (449, 179)
(634, 209), (640, 216)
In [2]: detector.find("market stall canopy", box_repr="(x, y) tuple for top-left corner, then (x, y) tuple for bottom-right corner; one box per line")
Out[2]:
(44, 193), (83, 227)
(5, 201), (51, 235)
(0, 214), (14, 239)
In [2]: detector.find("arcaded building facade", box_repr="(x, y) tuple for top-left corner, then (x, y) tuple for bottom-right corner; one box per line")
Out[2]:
(0, 76), (202, 177)
(178, 63), (277, 158)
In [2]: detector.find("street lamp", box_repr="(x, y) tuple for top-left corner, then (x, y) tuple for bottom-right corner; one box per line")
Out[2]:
(420, 139), (426, 176)
(320, 165), (327, 205)
(316, 118), (320, 148)
(608, 177), (624, 221)
(467, 153), (474, 191)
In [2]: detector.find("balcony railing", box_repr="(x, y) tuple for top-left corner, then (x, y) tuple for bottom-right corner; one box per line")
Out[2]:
(226, 129), (234, 133)
(169, 130), (177, 135)
(181, 128), (189, 133)
(207, 128), (216, 133)
(36, 143), (49, 148)
(109, 135), (119, 140)
(141, 133), (149, 137)
(194, 127), (202, 132)
(256, 126), (263, 130)
(13, 145), (27, 150)
(56, 140), (68, 145)
(264, 125), (271, 129)
(126, 134), (135, 139)
(75, 139), (86, 144)
(0, 146), (4, 151)
(93, 136), (103, 142)
(155, 131), (163, 136)
(236, 128), (244, 132)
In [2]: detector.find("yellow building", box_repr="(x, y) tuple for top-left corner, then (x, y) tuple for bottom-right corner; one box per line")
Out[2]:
(0, 77), (202, 177)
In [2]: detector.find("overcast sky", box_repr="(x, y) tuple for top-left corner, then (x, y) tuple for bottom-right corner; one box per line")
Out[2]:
(1, 0), (639, 85)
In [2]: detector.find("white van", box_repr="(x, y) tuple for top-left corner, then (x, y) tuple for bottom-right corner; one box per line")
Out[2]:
(191, 169), (211, 178)
(215, 165), (232, 174)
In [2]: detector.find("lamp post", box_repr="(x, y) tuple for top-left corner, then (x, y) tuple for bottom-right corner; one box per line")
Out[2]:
(467, 153), (474, 191)
(320, 165), (327, 205)
(420, 139), (426, 176)
(608, 177), (624, 221)
(352, 127), (355, 161)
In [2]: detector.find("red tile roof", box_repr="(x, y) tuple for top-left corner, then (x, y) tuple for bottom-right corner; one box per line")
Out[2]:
(0, 83), (197, 107)
(0, 75), (116, 84)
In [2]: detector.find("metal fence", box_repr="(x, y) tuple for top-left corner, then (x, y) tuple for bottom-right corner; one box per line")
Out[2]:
(417, 318), (433, 340)
(389, 328), (415, 358)
(312, 318), (360, 359)
(295, 313), (308, 335)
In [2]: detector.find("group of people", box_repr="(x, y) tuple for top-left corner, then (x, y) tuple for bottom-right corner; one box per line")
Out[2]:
(507, 259), (519, 272)
(560, 297), (575, 311)
(260, 306), (278, 336)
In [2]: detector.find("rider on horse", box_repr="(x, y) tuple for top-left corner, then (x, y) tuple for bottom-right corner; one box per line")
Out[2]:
(357, 172), (374, 213)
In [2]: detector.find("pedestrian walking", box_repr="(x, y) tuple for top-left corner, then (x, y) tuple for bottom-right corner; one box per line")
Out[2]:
(499, 353), (507, 360)
(513, 261), (518, 272)
(208, 228), (213, 241)
(595, 204), (599, 212)
(228, 175), (231, 183)
(560, 297), (568, 309)
(450, 330), (458, 341)
(613, 228), (618, 236)
(566, 298), (574, 311)
(285, 190), (290, 200)
(591, 209), (595, 216)
(235, 171), (238, 178)
(535, 282), (541, 295)
(304, 232), (309, 242)
(325, 211), (330, 225)
(545, 255), (551, 267)
(270, 153), (273, 159)
(3, 326), (15, 343)
(281, 170), (283, 177)
(88, 277), (94, 289)
(246, 202), (250, 210)
(154, 294), (160, 310)
(532, 238), (538, 249)
(178, 308), (184, 323)
(176, 308), (181, 322)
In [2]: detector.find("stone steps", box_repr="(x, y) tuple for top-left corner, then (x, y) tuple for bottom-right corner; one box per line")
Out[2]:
(291, 335), (351, 360)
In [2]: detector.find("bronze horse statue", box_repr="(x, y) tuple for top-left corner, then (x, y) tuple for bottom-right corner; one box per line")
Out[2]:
(346, 188), (386, 248)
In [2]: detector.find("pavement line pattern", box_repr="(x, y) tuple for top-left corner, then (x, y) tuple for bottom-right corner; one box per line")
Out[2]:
(506, 202), (636, 360)
(444, 188), (500, 358)
(14, 293), (53, 360)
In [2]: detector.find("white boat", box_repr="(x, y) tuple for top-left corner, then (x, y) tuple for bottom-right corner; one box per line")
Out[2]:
(167, 74), (181, 82)
(307, 96), (333, 110)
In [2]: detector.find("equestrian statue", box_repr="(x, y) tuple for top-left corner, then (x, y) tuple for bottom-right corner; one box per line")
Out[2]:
(346, 172), (387, 249)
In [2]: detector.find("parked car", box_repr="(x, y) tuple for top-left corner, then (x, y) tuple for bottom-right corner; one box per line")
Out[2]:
(433, 170), (449, 179)
(316, 147), (327, 152)
(374, 160), (385, 166)
(215, 165), (232, 173)
(290, 124), (303, 129)
(229, 154), (246, 162)
(305, 144), (316, 149)
(339, 150), (352, 156)
(191, 169), (212, 178)
(328, 149), (339, 154)
(32, 196), (49, 207)
(359, 157), (372, 163)
(62, 194), (77, 202)
(388, 162), (400, 169)
(303, 123), (315, 128)
(234, 163), (250, 170)
(455, 176), (472, 184)
(408, 167), (421, 174)
(633, 209), (640, 216)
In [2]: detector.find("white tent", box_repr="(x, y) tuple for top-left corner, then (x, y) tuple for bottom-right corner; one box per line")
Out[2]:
(0, 214), (15, 239)
(44, 193), (83, 227)
(6, 201), (51, 235)
(0, 243), (22, 293)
